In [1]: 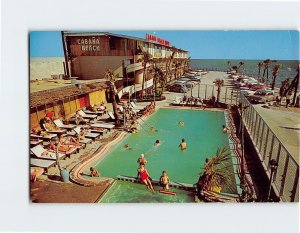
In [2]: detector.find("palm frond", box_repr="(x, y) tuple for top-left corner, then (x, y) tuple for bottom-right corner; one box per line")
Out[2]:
(201, 147), (234, 192)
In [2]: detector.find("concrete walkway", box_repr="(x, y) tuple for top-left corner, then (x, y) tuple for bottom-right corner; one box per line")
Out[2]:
(254, 105), (300, 164)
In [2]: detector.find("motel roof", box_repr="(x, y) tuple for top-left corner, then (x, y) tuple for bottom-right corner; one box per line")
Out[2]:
(63, 31), (188, 52)
(30, 79), (108, 108)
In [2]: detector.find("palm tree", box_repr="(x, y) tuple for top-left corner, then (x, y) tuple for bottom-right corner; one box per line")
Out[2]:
(237, 61), (245, 73)
(141, 51), (153, 98)
(185, 57), (191, 72)
(174, 61), (182, 80)
(213, 78), (224, 104)
(262, 59), (271, 83)
(271, 64), (281, 90)
(151, 63), (164, 97)
(104, 69), (122, 126)
(257, 62), (263, 81)
(292, 66), (299, 105)
(227, 61), (231, 71)
(279, 78), (290, 102)
(283, 67), (299, 105)
(198, 147), (233, 194)
(167, 48), (176, 81)
(231, 65), (238, 73)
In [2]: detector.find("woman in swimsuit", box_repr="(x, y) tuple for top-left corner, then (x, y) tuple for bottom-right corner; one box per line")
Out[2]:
(137, 164), (154, 192)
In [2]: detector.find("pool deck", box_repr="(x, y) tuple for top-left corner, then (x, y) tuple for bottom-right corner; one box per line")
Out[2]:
(30, 70), (299, 202)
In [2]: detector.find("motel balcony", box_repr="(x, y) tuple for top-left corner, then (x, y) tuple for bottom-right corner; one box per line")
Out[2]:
(126, 62), (151, 73)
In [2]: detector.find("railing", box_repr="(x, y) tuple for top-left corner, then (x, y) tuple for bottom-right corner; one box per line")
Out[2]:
(239, 93), (299, 202)
(187, 84), (299, 202)
(187, 83), (241, 106)
(117, 78), (153, 99)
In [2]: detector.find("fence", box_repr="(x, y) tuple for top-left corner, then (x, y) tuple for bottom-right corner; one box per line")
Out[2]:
(186, 83), (241, 105)
(189, 84), (299, 201)
(239, 93), (299, 202)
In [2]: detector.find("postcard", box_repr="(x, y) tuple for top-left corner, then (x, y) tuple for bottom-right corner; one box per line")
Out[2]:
(29, 30), (299, 203)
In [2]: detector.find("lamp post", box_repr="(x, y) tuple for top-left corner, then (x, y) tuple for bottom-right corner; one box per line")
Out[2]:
(267, 159), (279, 201)
(53, 136), (61, 172)
(54, 135), (69, 182)
(197, 73), (202, 98)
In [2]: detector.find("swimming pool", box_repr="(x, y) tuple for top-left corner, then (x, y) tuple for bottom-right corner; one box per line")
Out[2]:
(94, 108), (238, 202)
(100, 180), (195, 203)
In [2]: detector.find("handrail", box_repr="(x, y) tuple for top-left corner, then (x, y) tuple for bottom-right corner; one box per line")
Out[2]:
(239, 93), (298, 166)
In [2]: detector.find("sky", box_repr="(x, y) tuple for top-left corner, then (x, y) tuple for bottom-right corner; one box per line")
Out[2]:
(29, 30), (299, 60)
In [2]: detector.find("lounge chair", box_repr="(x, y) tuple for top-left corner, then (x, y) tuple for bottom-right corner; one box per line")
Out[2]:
(108, 111), (115, 120)
(84, 109), (104, 116)
(30, 133), (57, 141)
(118, 106), (124, 113)
(43, 124), (66, 134)
(130, 102), (144, 110)
(30, 139), (43, 147)
(120, 104), (139, 114)
(66, 129), (92, 147)
(30, 158), (56, 173)
(90, 123), (115, 131)
(68, 116), (90, 125)
(172, 96), (183, 105)
(53, 119), (76, 130)
(89, 127), (107, 135)
(31, 145), (67, 160)
(72, 126), (101, 141)
(78, 110), (98, 120)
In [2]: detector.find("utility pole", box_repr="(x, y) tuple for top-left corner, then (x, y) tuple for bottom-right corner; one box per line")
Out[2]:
(61, 31), (70, 78)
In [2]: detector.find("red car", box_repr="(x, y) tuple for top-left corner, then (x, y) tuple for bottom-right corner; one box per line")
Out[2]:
(249, 83), (266, 91)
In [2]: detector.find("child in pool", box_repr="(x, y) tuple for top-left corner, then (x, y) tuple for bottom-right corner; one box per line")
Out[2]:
(160, 171), (170, 190)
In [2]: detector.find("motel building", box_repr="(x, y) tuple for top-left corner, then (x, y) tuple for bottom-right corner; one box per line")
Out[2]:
(62, 31), (189, 97)
(30, 32), (189, 130)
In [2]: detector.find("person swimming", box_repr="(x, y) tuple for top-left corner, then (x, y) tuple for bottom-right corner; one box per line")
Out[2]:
(222, 125), (228, 133)
(90, 167), (100, 177)
(124, 144), (132, 150)
(179, 138), (187, 150)
(150, 127), (158, 132)
(154, 139), (160, 147)
(178, 121), (185, 126)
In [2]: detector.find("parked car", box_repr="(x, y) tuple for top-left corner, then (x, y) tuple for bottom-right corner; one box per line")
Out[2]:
(188, 76), (201, 82)
(167, 83), (188, 93)
(248, 89), (275, 103)
(249, 83), (266, 91)
(235, 78), (249, 87)
(240, 89), (255, 97)
(177, 78), (195, 88)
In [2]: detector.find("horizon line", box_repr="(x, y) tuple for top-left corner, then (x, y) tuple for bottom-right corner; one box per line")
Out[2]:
(29, 56), (299, 61)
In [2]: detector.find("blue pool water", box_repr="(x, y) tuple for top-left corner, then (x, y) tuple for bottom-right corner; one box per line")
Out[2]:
(94, 109), (236, 191)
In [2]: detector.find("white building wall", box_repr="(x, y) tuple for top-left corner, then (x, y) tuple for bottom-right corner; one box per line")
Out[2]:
(30, 57), (65, 80)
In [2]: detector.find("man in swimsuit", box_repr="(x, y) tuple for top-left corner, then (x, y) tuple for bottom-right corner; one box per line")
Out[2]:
(154, 140), (160, 147)
(179, 138), (187, 150)
(137, 164), (154, 192)
(222, 125), (228, 133)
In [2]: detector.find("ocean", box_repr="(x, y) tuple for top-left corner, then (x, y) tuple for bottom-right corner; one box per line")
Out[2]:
(191, 59), (299, 87)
